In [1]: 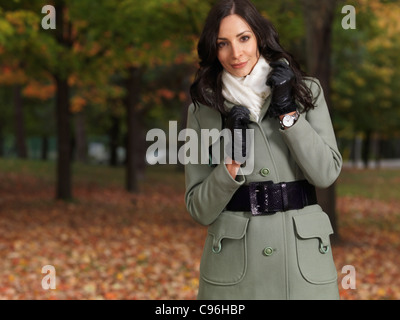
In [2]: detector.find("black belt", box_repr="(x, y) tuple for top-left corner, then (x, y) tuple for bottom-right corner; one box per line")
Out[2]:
(226, 180), (317, 216)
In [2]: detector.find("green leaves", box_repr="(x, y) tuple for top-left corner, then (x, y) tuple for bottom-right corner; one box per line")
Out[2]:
(0, 9), (14, 44)
(332, 0), (400, 135)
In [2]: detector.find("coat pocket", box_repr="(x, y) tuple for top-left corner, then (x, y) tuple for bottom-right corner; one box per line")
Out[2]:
(200, 212), (249, 286)
(293, 210), (337, 285)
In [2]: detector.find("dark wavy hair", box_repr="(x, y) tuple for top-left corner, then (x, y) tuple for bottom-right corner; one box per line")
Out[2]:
(190, 0), (315, 117)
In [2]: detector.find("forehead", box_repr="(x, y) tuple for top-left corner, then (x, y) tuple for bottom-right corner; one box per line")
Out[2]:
(218, 14), (253, 37)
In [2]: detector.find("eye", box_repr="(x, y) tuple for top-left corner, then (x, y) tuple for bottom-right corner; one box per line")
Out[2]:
(240, 35), (250, 42)
(217, 42), (227, 49)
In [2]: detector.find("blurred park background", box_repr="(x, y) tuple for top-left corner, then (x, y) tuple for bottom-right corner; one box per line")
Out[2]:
(0, 0), (400, 300)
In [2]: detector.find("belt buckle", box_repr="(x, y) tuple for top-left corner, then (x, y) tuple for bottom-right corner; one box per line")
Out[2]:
(249, 181), (275, 216)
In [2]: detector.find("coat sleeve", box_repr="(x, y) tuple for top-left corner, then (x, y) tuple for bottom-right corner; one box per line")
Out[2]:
(280, 79), (342, 188)
(184, 104), (245, 226)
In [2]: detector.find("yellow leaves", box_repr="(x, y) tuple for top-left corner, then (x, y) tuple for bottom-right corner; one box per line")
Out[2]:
(137, 252), (148, 263)
(354, 75), (366, 88)
(371, 1), (400, 37)
(341, 98), (353, 110)
(5, 10), (40, 34)
(363, 63), (394, 85)
(0, 17), (14, 41)
(367, 37), (394, 52)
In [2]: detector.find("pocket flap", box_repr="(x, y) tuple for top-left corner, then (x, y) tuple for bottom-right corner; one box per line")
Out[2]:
(292, 211), (337, 285)
(201, 211), (249, 285)
(208, 212), (249, 250)
(293, 211), (333, 247)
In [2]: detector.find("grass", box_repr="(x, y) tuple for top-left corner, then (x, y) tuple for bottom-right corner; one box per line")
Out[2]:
(1, 157), (399, 201)
(337, 168), (400, 202)
(0, 158), (124, 186)
(0, 157), (185, 194)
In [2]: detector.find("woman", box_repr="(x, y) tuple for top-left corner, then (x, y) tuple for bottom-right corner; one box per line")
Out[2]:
(185, 0), (342, 300)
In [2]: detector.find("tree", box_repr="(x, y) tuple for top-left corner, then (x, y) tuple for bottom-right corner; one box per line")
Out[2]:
(301, 0), (339, 241)
(0, 8), (39, 159)
(78, 0), (210, 192)
(52, 1), (74, 200)
(332, 0), (400, 167)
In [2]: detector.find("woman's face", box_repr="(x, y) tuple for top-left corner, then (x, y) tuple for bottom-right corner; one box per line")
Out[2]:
(217, 14), (260, 77)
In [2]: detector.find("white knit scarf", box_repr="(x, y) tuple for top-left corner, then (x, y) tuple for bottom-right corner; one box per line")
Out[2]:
(222, 56), (271, 122)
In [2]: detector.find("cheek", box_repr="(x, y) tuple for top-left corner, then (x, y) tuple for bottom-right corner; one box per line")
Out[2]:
(242, 37), (257, 57)
(249, 41), (259, 58)
(217, 51), (228, 67)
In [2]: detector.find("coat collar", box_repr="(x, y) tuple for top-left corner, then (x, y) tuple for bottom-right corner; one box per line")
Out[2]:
(194, 95), (272, 150)
(195, 95), (272, 133)
(223, 95), (272, 124)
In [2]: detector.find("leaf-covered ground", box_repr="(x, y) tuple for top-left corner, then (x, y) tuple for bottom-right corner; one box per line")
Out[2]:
(0, 162), (399, 300)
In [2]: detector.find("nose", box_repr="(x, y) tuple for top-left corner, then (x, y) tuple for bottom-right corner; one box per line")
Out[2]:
(231, 42), (242, 59)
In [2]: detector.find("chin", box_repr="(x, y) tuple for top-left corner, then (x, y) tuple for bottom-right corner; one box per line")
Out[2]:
(234, 69), (251, 77)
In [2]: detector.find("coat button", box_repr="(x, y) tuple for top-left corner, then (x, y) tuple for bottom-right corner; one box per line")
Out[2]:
(260, 168), (270, 177)
(263, 247), (274, 256)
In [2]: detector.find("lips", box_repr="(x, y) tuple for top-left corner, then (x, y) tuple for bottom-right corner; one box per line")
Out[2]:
(231, 61), (248, 69)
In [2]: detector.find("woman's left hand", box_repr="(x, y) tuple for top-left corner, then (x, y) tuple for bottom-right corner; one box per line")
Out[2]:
(266, 61), (297, 118)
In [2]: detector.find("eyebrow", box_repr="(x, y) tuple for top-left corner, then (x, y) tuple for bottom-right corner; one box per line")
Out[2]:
(217, 30), (252, 41)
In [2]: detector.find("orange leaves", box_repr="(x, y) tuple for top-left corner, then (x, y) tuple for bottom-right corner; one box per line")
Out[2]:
(70, 96), (87, 113)
(161, 40), (172, 49)
(335, 196), (400, 300)
(0, 169), (204, 300)
(157, 88), (175, 100)
(1, 164), (400, 300)
(23, 80), (55, 100)
(142, 88), (187, 107)
(0, 66), (27, 85)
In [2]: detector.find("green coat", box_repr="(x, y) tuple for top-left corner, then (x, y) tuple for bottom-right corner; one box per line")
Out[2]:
(184, 78), (342, 300)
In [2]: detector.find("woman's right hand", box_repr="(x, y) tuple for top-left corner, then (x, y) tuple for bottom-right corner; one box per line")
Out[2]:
(225, 105), (251, 164)
(225, 157), (241, 179)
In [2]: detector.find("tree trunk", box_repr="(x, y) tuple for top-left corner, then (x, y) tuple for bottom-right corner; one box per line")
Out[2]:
(362, 130), (371, 168)
(74, 111), (87, 163)
(375, 134), (383, 169)
(0, 119), (4, 157)
(109, 114), (120, 167)
(54, 0), (73, 200)
(55, 76), (72, 200)
(352, 133), (363, 168)
(177, 70), (193, 172)
(125, 67), (143, 193)
(41, 135), (49, 161)
(14, 85), (27, 159)
(301, 0), (339, 242)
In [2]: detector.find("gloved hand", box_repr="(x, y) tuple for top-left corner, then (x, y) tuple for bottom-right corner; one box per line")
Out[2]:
(225, 105), (251, 163)
(266, 61), (297, 118)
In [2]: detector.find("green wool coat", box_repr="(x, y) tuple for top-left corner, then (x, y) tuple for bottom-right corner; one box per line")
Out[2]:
(184, 78), (343, 300)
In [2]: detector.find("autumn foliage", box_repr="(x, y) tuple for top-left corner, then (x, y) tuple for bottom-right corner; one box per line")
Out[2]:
(0, 0), (400, 301)
(0, 160), (399, 300)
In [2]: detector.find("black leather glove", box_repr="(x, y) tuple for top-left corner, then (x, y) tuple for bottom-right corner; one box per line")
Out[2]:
(266, 61), (297, 118)
(225, 105), (251, 163)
